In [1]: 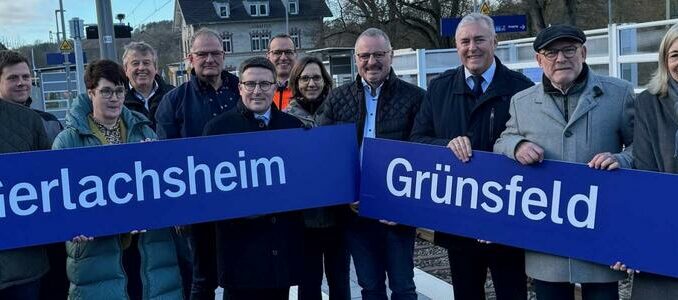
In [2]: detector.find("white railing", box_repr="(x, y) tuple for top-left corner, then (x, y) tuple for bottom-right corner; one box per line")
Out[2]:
(390, 19), (677, 92)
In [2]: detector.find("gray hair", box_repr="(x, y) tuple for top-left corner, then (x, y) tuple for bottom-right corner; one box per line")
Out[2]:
(355, 28), (392, 51)
(190, 27), (222, 50)
(456, 13), (496, 38)
(647, 23), (678, 97)
(122, 41), (157, 67)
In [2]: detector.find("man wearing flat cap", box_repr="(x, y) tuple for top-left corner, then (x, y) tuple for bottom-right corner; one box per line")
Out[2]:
(494, 24), (635, 299)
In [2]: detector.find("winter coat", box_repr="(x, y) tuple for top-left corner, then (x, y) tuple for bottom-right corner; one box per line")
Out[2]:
(630, 88), (678, 299)
(494, 69), (635, 283)
(410, 57), (534, 249)
(52, 94), (183, 300)
(0, 99), (50, 290)
(197, 102), (305, 290)
(316, 69), (425, 145)
(124, 74), (175, 129)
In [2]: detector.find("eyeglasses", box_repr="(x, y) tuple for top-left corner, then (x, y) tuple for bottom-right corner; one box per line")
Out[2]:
(268, 50), (295, 57)
(240, 81), (275, 92)
(299, 75), (323, 85)
(191, 51), (225, 59)
(97, 87), (126, 99)
(540, 46), (580, 60)
(356, 50), (391, 62)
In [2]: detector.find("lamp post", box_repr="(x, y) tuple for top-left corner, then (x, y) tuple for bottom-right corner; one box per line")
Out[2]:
(282, 0), (289, 34)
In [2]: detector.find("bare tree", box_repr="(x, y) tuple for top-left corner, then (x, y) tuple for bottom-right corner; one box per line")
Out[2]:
(325, 0), (471, 49)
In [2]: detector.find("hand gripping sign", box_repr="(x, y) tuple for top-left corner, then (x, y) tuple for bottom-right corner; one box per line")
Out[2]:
(359, 138), (678, 279)
(0, 125), (358, 251)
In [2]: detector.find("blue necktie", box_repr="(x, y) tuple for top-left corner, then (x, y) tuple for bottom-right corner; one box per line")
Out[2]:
(472, 75), (484, 99)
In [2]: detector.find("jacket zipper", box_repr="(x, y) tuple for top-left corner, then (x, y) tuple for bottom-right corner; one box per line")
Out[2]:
(489, 107), (495, 140)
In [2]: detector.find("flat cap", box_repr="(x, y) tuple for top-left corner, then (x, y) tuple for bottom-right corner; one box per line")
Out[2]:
(533, 24), (586, 51)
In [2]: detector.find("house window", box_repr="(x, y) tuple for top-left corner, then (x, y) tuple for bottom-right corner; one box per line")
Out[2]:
(290, 30), (300, 49)
(261, 34), (270, 50)
(251, 31), (270, 52)
(288, 0), (298, 14)
(221, 33), (233, 53)
(251, 34), (261, 52)
(213, 2), (229, 18)
(248, 2), (269, 16)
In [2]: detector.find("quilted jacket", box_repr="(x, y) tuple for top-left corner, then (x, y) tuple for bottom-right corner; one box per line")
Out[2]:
(0, 99), (51, 290)
(316, 69), (425, 145)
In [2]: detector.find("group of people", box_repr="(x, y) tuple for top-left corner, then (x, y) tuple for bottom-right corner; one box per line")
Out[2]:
(0, 11), (677, 300)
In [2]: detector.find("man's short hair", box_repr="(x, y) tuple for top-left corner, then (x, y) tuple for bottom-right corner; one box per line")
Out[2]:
(84, 59), (126, 90)
(456, 13), (496, 38)
(0, 50), (29, 78)
(122, 41), (158, 67)
(238, 57), (277, 80)
(355, 28), (392, 51)
(190, 27), (222, 50)
(268, 33), (295, 50)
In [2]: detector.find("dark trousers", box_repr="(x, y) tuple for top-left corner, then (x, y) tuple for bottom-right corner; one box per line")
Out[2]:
(224, 287), (289, 300)
(39, 243), (69, 300)
(346, 217), (416, 300)
(173, 229), (194, 300)
(298, 226), (350, 300)
(533, 279), (619, 300)
(444, 235), (526, 300)
(0, 279), (41, 300)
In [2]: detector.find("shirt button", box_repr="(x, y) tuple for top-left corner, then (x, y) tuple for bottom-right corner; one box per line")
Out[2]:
(209, 98), (213, 102)
(564, 130), (573, 137)
(272, 250), (278, 256)
(271, 217), (277, 224)
(213, 113), (217, 116)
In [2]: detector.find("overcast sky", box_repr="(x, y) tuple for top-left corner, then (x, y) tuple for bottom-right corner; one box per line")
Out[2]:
(1, 0), (174, 47)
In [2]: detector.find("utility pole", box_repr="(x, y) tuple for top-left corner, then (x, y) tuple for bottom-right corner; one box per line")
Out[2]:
(96, 0), (118, 61)
(70, 18), (86, 95)
(283, 0), (290, 34)
(58, 0), (73, 107)
(54, 10), (62, 44)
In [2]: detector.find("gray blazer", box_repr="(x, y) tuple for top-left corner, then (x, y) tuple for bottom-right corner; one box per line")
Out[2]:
(494, 70), (635, 283)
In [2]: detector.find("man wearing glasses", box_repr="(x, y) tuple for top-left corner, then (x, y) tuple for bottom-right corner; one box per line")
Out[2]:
(317, 28), (425, 300)
(0, 50), (52, 300)
(494, 24), (634, 300)
(410, 13), (534, 300)
(266, 34), (297, 110)
(154, 27), (240, 300)
(201, 57), (304, 300)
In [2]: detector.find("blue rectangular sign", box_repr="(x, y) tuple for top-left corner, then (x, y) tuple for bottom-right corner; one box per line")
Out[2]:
(46, 52), (87, 65)
(0, 125), (358, 251)
(441, 14), (527, 37)
(360, 138), (678, 278)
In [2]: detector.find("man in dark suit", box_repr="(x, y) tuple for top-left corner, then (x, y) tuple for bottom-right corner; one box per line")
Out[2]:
(198, 57), (304, 300)
(410, 13), (534, 300)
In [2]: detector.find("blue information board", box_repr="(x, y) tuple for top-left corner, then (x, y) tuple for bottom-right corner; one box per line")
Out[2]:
(441, 15), (528, 37)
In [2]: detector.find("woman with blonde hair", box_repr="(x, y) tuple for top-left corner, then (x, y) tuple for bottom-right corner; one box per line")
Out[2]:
(622, 22), (678, 299)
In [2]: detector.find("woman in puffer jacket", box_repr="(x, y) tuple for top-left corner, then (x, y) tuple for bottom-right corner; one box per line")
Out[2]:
(52, 59), (182, 300)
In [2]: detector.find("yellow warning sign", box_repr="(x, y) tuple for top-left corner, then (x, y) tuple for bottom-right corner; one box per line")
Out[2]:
(480, 1), (491, 15)
(59, 40), (73, 53)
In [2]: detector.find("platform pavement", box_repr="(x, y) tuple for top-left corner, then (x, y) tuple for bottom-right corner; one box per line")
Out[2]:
(214, 258), (454, 299)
